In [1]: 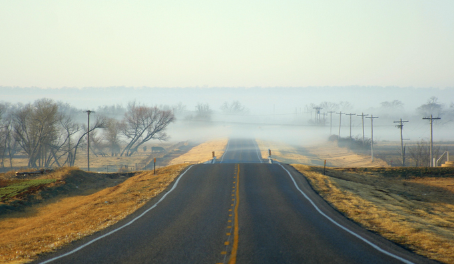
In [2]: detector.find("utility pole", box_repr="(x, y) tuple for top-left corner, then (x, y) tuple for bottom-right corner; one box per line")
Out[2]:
(423, 115), (441, 167)
(328, 111), (335, 135)
(85, 110), (94, 171)
(394, 119), (409, 166)
(336, 111), (343, 138)
(346, 113), (356, 139)
(313, 107), (322, 125)
(366, 115), (379, 162)
(357, 113), (369, 142)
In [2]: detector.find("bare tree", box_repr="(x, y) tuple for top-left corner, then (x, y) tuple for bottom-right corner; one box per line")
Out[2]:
(417, 97), (444, 117)
(409, 140), (429, 167)
(120, 103), (175, 157)
(13, 99), (61, 168)
(381, 100), (404, 109)
(220, 101), (248, 114)
(408, 140), (441, 167)
(104, 118), (122, 156)
(339, 101), (354, 112)
(318, 102), (339, 112)
(0, 103), (9, 167)
(172, 102), (188, 118)
(67, 116), (106, 166)
(0, 103), (20, 168)
(193, 103), (212, 122)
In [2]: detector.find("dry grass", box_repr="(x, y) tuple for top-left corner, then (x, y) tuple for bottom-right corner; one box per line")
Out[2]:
(256, 139), (388, 167)
(293, 165), (454, 263)
(306, 141), (388, 167)
(168, 139), (228, 165)
(256, 139), (312, 164)
(73, 148), (157, 171)
(0, 164), (189, 263)
(1, 142), (177, 173)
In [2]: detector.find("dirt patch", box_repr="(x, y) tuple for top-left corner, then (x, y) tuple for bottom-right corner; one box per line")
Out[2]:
(0, 164), (189, 263)
(168, 139), (229, 165)
(293, 165), (454, 263)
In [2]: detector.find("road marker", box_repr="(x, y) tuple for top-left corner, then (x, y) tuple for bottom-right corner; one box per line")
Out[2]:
(228, 164), (240, 264)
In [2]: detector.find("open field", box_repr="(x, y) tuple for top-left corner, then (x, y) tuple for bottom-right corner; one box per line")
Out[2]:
(0, 141), (186, 173)
(168, 138), (228, 165)
(256, 139), (388, 167)
(0, 164), (189, 263)
(1, 139), (229, 174)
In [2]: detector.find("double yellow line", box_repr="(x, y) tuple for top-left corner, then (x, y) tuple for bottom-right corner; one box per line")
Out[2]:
(229, 164), (240, 264)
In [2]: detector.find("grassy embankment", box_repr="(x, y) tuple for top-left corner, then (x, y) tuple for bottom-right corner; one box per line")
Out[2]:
(0, 165), (189, 263)
(0, 139), (228, 263)
(256, 139), (454, 263)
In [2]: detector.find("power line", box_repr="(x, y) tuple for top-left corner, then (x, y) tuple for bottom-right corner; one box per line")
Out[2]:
(357, 113), (369, 143)
(366, 115), (379, 162)
(336, 111), (344, 138)
(327, 111), (335, 135)
(85, 110), (94, 171)
(345, 113), (356, 139)
(393, 119), (409, 166)
(422, 115), (441, 167)
(313, 107), (323, 124)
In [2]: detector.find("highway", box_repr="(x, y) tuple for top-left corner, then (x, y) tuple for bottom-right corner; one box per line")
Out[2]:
(36, 138), (436, 264)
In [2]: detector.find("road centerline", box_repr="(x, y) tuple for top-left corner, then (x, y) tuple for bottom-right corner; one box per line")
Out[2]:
(228, 164), (240, 264)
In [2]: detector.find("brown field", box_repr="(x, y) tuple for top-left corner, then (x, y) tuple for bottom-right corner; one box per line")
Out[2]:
(168, 138), (228, 165)
(256, 139), (388, 167)
(0, 141), (184, 173)
(0, 164), (189, 263)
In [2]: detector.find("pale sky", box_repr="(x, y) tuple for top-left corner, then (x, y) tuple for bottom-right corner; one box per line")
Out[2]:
(1, 0), (453, 88)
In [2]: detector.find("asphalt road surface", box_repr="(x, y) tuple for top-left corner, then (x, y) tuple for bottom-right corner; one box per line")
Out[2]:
(36, 138), (437, 264)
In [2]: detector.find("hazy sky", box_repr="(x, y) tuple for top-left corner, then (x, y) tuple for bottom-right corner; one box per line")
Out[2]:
(1, 0), (453, 88)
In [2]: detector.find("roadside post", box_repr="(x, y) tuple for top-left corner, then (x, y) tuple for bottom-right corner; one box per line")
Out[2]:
(154, 158), (156, 175)
(324, 160), (326, 175)
(212, 151), (216, 163)
(268, 149), (272, 164)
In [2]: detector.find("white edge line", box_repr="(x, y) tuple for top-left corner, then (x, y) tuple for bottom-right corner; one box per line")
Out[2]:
(254, 140), (263, 163)
(219, 139), (230, 163)
(279, 164), (413, 264)
(40, 165), (194, 264)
